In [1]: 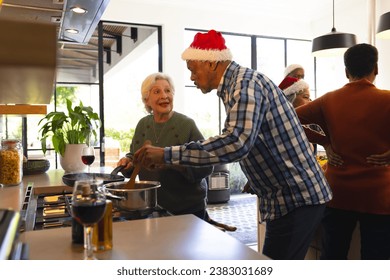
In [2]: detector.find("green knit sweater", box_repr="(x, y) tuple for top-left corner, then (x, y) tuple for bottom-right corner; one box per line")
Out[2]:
(125, 112), (213, 214)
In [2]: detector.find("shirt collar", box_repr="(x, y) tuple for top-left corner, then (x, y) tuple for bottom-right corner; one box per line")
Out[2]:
(217, 61), (237, 99)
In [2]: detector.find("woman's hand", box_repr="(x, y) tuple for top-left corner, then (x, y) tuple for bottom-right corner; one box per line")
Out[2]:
(366, 149), (390, 167)
(324, 144), (343, 167)
(117, 157), (133, 170)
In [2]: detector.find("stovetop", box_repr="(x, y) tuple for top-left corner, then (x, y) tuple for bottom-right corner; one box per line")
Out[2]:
(30, 191), (171, 231)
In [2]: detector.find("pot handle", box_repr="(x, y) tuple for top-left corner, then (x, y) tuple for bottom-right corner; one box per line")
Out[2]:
(111, 165), (125, 175)
(104, 191), (126, 201)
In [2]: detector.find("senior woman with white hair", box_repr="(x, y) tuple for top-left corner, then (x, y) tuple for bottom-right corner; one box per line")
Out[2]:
(278, 76), (311, 108)
(116, 72), (214, 220)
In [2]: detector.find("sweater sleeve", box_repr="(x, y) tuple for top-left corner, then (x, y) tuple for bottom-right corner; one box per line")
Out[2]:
(180, 118), (214, 183)
(295, 98), (330, 146)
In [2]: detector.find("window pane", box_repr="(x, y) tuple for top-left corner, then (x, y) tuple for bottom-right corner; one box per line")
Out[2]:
(182, 87), (222, 138)
(315, 57), (345, 99)
(223, 34), (251, 68)
(256, 38), (285, 84)
(104, 30), (159, 166)
(0, 117), (22, 140)
(286, 40), (315, 93)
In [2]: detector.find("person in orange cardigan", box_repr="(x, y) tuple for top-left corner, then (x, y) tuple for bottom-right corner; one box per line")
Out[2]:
(296, 43), (390, 259)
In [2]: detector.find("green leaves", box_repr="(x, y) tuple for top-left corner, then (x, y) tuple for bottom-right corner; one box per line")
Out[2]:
(38, 99), (101, 156)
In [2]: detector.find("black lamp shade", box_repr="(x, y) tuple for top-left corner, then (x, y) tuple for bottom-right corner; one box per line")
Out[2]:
(312, 31), (357, 56)
(377, 12), (390, 39)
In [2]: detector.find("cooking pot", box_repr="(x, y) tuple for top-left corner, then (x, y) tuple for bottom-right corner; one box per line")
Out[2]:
(103, 180), (161, 212)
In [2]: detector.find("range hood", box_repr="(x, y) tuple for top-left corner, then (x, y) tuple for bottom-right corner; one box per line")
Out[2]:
(59, 0), (110, 44)
(0, 19), (57, 105)
(0, 0), (111, 109)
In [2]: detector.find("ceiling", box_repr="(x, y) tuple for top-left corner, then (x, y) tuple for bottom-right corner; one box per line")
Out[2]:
(0, 0), (364, 86)
(0, 0), (127, 83)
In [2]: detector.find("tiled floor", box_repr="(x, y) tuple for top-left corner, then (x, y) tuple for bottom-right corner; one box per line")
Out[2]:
(207, 193), (258, 249)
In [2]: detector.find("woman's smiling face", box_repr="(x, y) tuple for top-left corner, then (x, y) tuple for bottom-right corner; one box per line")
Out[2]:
(146, 79), (174, 117)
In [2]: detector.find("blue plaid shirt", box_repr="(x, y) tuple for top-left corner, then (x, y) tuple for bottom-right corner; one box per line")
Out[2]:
(165, 61), (332, 221)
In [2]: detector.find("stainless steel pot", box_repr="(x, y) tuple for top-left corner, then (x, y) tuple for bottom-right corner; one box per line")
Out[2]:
(103, 181), (161, 212)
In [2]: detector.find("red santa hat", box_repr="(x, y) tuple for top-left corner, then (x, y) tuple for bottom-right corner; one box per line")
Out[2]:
(283, 64), (304, 77)
(278, 76), (309, 97)
(181, 30), (233, 61)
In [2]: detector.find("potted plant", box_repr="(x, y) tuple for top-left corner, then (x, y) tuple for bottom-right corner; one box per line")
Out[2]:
(39, 99), (101, 173)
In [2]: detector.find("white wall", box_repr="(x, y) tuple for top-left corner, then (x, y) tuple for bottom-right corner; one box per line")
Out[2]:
(102, 0), (390, 109)
(376, 0), (390, 88)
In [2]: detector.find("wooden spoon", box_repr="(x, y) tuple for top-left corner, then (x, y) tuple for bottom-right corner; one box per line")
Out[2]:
(125, 163), (140, 189)
(125, 140), (151, 189)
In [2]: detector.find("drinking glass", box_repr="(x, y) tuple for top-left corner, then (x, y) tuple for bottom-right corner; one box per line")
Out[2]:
(71, 180), (106, 260)
(81, 146), (95, 173)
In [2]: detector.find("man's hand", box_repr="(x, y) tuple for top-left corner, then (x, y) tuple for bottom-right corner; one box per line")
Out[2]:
(134, 143), (165, 169)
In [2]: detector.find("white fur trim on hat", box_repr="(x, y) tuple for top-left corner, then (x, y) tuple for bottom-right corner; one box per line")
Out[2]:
(181, 47), (232, 61)
(284, 64), (304, 77)
(283, 79), (309, 96)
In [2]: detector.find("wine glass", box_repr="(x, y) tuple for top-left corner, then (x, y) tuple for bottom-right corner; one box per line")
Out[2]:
(71, 179), (106, 260)
(81, 146), (95, 173)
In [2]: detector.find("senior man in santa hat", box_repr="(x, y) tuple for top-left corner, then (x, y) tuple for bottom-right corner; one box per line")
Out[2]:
(134, 29), (332, 260)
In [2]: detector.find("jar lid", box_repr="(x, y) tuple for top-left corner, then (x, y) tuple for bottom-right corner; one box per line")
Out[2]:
(1, 139), (21, 148)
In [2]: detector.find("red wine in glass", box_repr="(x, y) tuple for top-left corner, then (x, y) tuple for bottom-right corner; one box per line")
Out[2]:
(72, 180), (106, 260)
(81, 155), (95, 165)
(81, 146), (95, 173)
(72, 200), (106, 225)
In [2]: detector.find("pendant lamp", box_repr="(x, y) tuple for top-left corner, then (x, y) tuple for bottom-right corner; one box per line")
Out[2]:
(312, 0), (357, 57)
(377, 12), (390, 39)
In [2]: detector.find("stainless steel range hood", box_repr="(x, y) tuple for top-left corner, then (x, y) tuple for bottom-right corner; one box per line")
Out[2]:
(59, 0), (110, 44)
(0, 19), (57, 105)
(0, 0), (111, 110)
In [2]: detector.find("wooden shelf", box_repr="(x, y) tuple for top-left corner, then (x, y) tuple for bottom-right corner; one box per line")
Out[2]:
(0, 104), (47, 116)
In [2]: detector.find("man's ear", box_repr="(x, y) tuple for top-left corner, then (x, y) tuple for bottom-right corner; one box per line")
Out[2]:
(374, 63), (378, 75)
(209, 61), (219, 71)
(345, 68), (350, 79)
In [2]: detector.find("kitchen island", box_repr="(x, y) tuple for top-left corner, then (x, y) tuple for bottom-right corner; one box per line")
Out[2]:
(1, 169), (269, 260)
(21, 214), (268, 260)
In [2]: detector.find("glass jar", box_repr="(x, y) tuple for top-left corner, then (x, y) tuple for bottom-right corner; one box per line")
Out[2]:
(0, 139), (23, 186)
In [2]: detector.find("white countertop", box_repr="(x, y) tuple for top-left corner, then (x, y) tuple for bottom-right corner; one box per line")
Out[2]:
(0, 167), (113, 210)
(2, 169), (268, 260)
(0, 169), (66, 211)
(21, 214), (268, 260)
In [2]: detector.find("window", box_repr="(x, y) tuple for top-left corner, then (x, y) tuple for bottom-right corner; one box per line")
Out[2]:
(257, 37), (285, 83)
(315, 56), (345, 99)
(103, 27), (160, 167)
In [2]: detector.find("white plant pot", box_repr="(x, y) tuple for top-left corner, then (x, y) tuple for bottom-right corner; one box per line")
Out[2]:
(60, 144), (87, 173)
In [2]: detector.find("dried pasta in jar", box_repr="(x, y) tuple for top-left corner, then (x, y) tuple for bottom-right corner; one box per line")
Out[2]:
(0, 139), (23, 186)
